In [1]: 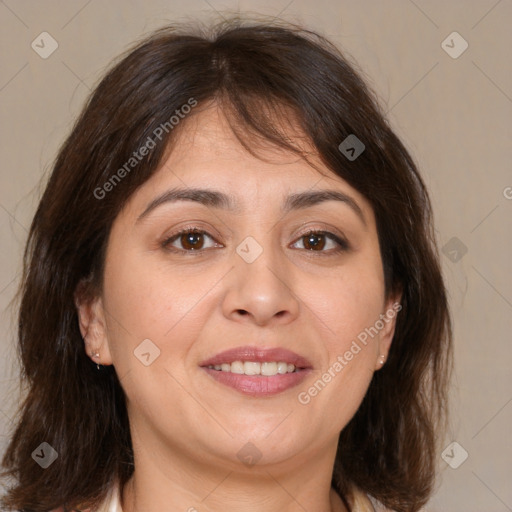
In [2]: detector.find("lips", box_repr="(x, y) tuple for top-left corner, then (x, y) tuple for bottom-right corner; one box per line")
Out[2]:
(199, 346), (312, 397)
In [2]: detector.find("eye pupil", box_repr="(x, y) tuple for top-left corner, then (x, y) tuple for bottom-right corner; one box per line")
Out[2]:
(304, 233), (326, 250)
(181, 231), (203, 250)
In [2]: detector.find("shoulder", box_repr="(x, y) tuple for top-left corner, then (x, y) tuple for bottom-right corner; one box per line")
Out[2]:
(50, 479), (120, 512)
(349, 486), (395, 512)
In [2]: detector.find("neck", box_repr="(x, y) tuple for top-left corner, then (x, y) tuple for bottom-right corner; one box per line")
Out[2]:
(121, 436), (348, 512)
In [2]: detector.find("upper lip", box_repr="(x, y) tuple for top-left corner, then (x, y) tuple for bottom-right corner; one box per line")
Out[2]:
(199, 346), (312, 369)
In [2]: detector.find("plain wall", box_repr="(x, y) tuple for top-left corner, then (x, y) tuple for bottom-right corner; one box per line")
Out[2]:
(1, 1), (511, 510)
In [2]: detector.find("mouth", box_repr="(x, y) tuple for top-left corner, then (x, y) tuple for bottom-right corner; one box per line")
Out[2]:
(199, 346), (312, 396)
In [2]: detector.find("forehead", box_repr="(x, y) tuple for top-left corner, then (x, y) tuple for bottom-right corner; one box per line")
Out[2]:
(106, 101), (380, 264)
(165, 102), (316, 173)
(144, 103), (370, 207)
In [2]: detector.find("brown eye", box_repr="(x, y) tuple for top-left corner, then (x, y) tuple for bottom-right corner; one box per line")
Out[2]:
(303, 232), (326, 250)
(291, 230), (349, 253)
(163, 229), (220, 252)
(180, 231), (205, 250)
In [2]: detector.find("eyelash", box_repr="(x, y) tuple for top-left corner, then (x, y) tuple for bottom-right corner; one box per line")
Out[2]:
(294, 229), (350, 253)
(161, 226), (350, 255)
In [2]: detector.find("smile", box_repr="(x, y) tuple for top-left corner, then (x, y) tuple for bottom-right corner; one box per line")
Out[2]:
(200, 346), (312, 396)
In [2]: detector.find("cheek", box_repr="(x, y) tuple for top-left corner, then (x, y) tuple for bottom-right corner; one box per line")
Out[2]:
(296, 256), (383, 426)
(308, 255), (385, 352)
(101, 244), (224, 369)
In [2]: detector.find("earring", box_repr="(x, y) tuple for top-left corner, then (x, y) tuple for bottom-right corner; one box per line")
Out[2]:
(378, 354), (385, 366)
(92, 350), (101, 370)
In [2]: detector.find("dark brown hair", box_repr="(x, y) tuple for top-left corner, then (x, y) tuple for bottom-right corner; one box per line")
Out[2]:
(1, 18), (452, 512)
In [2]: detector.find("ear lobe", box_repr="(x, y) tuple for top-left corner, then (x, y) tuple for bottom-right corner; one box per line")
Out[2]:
(74, 287), (113, 366)
(375, 294), (402, 370)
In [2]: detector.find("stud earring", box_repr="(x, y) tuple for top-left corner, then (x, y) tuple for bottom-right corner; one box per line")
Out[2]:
(379, 354), (386, 366)
(92, 351), (101, 370)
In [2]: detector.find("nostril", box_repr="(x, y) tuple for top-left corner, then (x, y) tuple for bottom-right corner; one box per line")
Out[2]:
(236, 309), (249, 316)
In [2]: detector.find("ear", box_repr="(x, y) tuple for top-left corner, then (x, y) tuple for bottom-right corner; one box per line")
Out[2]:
(374, 293), (402, 371)
(74, 285), (113, 366)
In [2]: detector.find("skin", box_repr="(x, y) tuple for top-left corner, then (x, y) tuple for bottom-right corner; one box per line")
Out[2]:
(77, 104), (399, 512)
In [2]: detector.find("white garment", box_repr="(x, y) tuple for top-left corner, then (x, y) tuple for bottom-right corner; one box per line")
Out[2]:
(95, 481), (123, 512)
(349, 487), (378, 512)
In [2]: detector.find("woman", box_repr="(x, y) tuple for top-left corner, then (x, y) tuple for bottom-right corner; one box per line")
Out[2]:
(1, 19), (452, 512)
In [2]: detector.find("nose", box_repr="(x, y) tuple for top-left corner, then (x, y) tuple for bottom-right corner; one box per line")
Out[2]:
(221, 245), (300, 327)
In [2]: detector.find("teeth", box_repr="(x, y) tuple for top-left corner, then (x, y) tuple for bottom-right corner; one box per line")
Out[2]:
(261, 362), (277, 376)
(207, 361), (297, 375)
(231, 361), (245, 374)
(277, 362), (288, 374)
(244, 361), (260, 375)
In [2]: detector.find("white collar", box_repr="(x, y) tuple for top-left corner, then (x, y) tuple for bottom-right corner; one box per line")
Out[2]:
(96, 480), (123, 512)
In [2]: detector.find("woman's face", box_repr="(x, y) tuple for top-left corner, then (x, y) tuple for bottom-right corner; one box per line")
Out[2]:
(79, 104), (398, 473)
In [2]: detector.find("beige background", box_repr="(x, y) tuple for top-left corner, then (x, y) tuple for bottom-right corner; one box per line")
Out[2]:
(1, 1), (511, 510)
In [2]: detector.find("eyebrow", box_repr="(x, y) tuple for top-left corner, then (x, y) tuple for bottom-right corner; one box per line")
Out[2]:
(284, 190), (365, 224)
(136, 187), (366, 225)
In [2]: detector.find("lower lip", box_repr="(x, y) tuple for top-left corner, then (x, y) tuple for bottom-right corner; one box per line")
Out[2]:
(201, 367), (311, 397)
